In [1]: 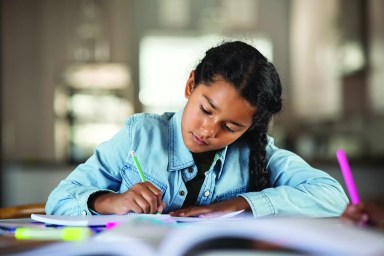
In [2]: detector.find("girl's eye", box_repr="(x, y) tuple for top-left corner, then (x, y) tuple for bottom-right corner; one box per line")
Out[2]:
(223, 124), (236, 133)
(200, 105), (210, 114)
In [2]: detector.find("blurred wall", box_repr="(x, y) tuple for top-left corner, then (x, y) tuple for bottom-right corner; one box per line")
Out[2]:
(1, 0), (136, 206)
(1, 0), (135, 163)
(0, 0), (292, 207)
(1, 0), (291, 164)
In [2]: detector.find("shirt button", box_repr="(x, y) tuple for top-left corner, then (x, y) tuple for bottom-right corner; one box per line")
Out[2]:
(204, 191), (210, 197)
(188, 167), (193, 173)
(81, 210), (87, 216)
(179, 190), (185, 196)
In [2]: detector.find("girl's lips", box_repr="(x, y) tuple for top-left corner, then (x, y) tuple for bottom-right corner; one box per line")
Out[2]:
(192, 134), (207, 145)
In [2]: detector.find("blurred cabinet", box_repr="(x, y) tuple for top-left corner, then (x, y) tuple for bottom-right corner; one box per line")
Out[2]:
(54, 63), (134, 163)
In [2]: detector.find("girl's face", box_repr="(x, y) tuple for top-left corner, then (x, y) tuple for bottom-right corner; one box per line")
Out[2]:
(182, 72), (256, 153)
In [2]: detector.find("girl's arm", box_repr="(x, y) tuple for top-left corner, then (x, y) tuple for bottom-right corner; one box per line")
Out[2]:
(171, 143), (349, 218)
(170, 197), (250, 217)
(45, 124), (130, 215)
(239, 147), (349, 217)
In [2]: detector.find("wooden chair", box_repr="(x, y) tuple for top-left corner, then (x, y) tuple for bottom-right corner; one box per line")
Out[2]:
(0, 202), (46, 219)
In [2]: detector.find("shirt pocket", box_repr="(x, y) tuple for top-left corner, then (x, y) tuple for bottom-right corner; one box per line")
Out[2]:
(215, 186), (247, 203)
(119, 163), (167, 195)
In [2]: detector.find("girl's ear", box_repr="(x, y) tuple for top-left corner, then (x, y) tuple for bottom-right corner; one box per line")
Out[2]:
(184, 71), (195, 99)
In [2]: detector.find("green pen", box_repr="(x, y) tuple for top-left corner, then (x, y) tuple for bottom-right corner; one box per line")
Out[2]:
(131, 151), (146, 182)
(130, 151), (162, 215)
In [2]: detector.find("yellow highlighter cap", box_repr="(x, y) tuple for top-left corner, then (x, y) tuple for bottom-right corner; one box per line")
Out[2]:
(14, 228), (32, 240)
(62, 227), (92, 241)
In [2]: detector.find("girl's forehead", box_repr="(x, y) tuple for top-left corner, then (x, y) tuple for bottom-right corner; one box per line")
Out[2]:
(198, 81), (244, 104)
(195, 82), (256, 120)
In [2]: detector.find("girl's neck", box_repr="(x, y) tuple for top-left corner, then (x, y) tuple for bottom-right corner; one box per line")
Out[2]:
(192, 151), (216, 166)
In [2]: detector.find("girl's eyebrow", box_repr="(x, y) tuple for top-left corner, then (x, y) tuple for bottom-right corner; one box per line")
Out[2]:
(203, 95), (246, 128)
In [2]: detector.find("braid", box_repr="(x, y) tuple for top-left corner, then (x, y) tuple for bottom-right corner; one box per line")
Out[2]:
(246, 113), (272, 191)
(248, 132), (269, 191)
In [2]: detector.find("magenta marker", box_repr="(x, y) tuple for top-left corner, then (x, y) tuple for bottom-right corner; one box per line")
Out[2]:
(336, 149), (360, 205)
(106, 222), (119, 230)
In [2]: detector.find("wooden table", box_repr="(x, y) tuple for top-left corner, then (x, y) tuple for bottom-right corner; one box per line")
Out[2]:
(0, 218), (57, 254)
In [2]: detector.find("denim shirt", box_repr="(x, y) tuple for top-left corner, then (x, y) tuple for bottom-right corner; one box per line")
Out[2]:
(46, 110), (348, 217)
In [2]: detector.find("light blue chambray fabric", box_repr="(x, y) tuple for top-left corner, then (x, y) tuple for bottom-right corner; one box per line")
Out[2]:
(46, 110), (348, 217)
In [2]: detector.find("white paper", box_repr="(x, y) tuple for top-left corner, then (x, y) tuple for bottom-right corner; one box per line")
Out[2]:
(31, 210), (246, 226)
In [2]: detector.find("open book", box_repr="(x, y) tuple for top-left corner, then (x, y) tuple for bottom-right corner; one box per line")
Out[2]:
(21, 215), (384, 256)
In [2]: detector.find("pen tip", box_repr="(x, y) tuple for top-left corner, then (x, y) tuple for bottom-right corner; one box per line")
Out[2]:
(130, 151), (136, 157)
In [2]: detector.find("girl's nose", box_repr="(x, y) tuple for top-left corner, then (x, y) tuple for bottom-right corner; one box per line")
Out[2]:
(201, 118), (218, 138)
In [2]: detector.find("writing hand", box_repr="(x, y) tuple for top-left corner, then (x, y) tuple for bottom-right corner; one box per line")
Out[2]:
(341, 203), (369, 226)
(169, 197), (250, 218)
(93, 181), (165, 215)
(341, 202), (384, 229)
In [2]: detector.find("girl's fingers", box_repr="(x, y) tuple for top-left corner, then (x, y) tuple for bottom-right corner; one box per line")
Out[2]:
(157, 202), (166, 213)
(139, 184), (164, 213)
(129, 201), (146, 214)
(144, 183), (164, 212)
(122, 182), (164, 214)
(134, 194), (153, 213)
(144, 182), (162, 196)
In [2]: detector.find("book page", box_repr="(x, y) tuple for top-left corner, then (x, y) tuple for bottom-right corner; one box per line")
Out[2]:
(159, 217), (384, 256)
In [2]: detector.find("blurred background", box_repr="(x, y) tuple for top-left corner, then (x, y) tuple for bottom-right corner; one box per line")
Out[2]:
(1, 0), (383, 207)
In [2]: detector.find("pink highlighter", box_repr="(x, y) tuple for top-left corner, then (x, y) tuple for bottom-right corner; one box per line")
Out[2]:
(336, 149), (360, 205)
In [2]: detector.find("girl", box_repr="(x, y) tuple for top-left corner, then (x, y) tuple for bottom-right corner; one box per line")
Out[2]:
(46, 41), (348, 217)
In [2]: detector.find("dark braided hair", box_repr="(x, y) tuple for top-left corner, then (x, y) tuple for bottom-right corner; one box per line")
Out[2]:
(193, 41), (282, 192)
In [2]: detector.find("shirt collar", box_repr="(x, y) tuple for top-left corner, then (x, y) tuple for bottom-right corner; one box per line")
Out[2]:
(168, 109), (194, 170)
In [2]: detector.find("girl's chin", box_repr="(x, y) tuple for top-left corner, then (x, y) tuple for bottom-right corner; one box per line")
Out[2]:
(186, 144), (203, 153)
(185, 141), (208, 153)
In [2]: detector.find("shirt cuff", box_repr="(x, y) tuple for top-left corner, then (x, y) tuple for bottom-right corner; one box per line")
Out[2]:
(239, 191), (276, 217)
(81, 189), (115, 216)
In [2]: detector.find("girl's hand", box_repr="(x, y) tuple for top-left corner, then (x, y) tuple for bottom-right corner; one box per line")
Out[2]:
(341, 203), (369, 226)
(93, 181), (165, 215)
(341, 202), (384, 229)
(169, 197), (250, 218)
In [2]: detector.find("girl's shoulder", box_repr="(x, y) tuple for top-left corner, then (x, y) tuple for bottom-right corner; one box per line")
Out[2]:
(123, 112), (177, 152)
